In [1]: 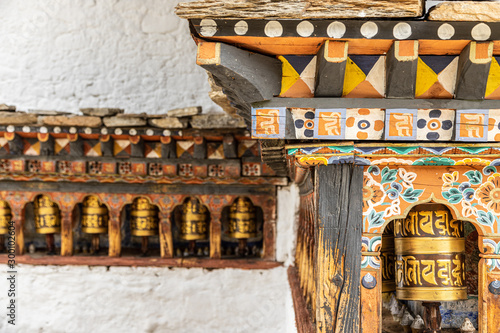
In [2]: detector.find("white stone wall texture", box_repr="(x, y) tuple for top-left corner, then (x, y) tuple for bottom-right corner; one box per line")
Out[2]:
(0, 0), (301, 331)
(0, 0), (222, 114)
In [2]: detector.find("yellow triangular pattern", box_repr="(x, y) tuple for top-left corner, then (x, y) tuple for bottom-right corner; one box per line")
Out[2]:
(486, 57), (500, 97)
(87, 142), (101, 157)
(279, 56), (301, 95)
(415, 57), (438, 97)
(342, 58), (366, 97)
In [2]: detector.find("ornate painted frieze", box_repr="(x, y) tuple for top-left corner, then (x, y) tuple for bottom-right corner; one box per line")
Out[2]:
(253, 107), (500, 141)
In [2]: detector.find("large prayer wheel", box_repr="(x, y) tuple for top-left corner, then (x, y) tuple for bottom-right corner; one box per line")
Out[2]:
(130, 198), (159, 236)
(34, 195), (61, 234)
(81, 196), (108, 234)
(395, 204), (467, 301)
(0, 201), (12, 235)
(228, 197), (257, 239)
(381, 220), (396, 294)
(179, 197), (208, 241)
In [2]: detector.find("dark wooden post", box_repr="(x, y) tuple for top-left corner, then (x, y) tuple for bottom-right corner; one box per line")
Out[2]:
(60, 207), (73, 256)
(158, 210), (174, 258)
(210, 210), (221, 259)
(108, 208), (122, 257)
(315, 164), (363, 333)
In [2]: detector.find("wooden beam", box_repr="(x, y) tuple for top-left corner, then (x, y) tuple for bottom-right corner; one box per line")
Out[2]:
(386, 40), (419, 98)
(315, 41), (348, 97)
(315, 164), (362, 332)
(196, 41), (282, 119)
(253, 97), (500, 109)
(455, 41), (493, 100)
(288, 266), (315, 333)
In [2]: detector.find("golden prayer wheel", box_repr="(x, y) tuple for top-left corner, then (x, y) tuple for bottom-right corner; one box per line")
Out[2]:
(130, 198), (159, 236)
(81, 196), (108, 234)
(395, 204), (466, 301)
(381, 221), (396, 293)
(0, 201), (12, 235)
(228, 197), (257, 239)
(180, 197), (208, 241)
(34, 195), (61, 234)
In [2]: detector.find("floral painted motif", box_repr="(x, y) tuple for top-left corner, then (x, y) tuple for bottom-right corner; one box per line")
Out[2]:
(476, 174), (500, 215)
(364, 166), (423, 229)
(362, 174), (385, 210)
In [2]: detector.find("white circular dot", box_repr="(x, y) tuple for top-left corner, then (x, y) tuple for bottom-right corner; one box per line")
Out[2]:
(146, 129), (154, 136)
(84, 127), (92, 135)
(234, 21), (248, 36)
(265, 21), (283, 38)
(100, 128), (108, 135)
(114, 128), (122, 135)
(472, 23), (491, 41)
(437, 23), (455, 40)
(163, 129), (171, 137)
(6, 125), (14, 133)
(129, 129), (137, 136)
(360, 22), (378, 39)
(200, 19), (217, 37)
(69, 127), (77, 134)
(393, 22), (412, 40)
(22, 126), (30, 133)
(297, 21), (314, 37)
(53, 126), (61, 134)
(40, 126), (48, 134)
(327, 21), (346, 38)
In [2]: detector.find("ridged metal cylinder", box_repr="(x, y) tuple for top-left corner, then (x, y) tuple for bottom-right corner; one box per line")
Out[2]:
(130, 198), (159, 236)
(381, 220), (396, 293)
(34, 195), (61, 234)
(395, 204), (467, 301)
(0, 201), (12, 235)
(81, 196), (108, 234)
(228, 197), (257, 239)
(180, 197), (208, 241)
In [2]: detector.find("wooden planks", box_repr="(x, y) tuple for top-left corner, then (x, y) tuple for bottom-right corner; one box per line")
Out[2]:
(386, 41), (419, 98)
(0, 253), (282, 269)
(177, 0), (423, 19)
(315, 164), (363, 333)
(455, 42), (494, 100)
(315, 41), (348, 97)
(288, 266), (315, 333)
(196, 41), (282, 121)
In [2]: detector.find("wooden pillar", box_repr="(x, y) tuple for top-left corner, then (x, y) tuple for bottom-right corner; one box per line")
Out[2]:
(360, 255), (382, 333)
(158, 210), (174, 258)
(478, 256), (500, 332)
(108, 208), (121, 257)
(11, 207), (24, 255)
(262, 197), (277, 261)
(209, 209), (221, 259)
(315, 164), (363, 333)
(60, 207), (73, 256)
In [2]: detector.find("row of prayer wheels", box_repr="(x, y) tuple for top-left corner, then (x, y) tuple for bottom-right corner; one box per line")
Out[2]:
(381, 203), (467, 332)
(0, 196), (259, 255)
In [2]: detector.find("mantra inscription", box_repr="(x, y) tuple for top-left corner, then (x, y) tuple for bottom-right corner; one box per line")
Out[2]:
(394, 204), (467, 301)
(381, 221), (396, 293)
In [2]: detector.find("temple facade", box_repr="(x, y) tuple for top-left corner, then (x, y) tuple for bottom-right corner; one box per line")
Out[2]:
(177, 0), (500, 332)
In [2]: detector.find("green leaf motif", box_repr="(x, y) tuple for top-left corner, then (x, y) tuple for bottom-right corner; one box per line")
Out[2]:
(381, 167), (397, 185)
(442, 190), (463, 204)
(401, 188), (423, 203)
(477, 210), (495, 227)
(367, 210), (385, 228)
(465, 170), (482, 185)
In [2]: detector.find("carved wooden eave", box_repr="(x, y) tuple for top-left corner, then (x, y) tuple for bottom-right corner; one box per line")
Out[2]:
(176, 2), (500, 176)
(176, 0), (424, 20)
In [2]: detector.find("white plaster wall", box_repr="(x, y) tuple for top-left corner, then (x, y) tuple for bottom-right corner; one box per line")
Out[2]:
(0, 0), (222, 114)
(0, 185), (299, 333)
